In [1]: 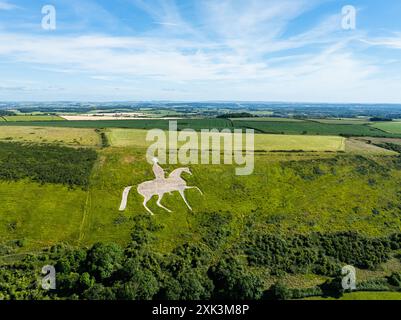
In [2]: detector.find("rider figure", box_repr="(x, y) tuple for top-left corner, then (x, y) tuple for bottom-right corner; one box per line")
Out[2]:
(152, 157), (165, 180)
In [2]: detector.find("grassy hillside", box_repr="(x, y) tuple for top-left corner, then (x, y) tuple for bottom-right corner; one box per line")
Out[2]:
(1, 127), (401, 300)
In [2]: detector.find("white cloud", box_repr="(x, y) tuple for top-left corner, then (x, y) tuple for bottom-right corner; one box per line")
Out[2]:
(0, 1), (17, 10)
(360, 34), (401, 49)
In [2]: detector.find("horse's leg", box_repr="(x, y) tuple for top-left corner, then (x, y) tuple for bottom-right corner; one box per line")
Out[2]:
(156, 193), (172, 213)
(186, 186), (203, 195)
(179, 190), (192, 211)
(142, 195), (154, 216)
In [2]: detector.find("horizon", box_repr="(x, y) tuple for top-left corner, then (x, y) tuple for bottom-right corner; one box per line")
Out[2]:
(2, 100), (401, 106)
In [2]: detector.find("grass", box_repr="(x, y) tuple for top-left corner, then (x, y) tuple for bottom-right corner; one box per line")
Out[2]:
(345, 138), (396, 155)
(310, 118), (371, 124)
(0, 180), (86, 251)
(77, 149), (401, 252)
(106, 128), (345, 152)
(0, 119), (233, 130)
(3, 147), (400, 256)
(1, 138), (401, 256)
(304, 292), (401, 300)
(232, 117), (304, 122)
(3, 115), (63, 122)
(371, 122), (401, 134)
(0, 126), (101, 147)
(233, 120), (400, 137)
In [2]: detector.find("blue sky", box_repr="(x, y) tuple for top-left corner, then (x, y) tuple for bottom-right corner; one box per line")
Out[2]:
(0, 0), (401, 102)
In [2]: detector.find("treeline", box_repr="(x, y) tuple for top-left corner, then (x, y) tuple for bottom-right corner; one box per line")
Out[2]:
(217, 112), (256, 119)
(244, 232), (391, 276)
(0, 142), (97, 188)
(370, 117), (393, 122)
(1, 213), (401, 300)
(374, 142), (401, 154)
(0, 110), (15, 116)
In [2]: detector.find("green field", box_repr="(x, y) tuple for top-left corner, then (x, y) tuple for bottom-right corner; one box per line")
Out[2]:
(3, 115), (63, 122)
(2, 147), (401, 253)
(106, 128), (346, 152)
(231, 117), (304, 122)
(0, 119), (233, 130)
(0, 126), (101, 146)
(372, 122), (401, 134)
(310, 118), (371, 124)
(1, 118), (400, 138)
(305, 291), (401, 300)
(0, 180), (86, 252)
(1, 127), (400, 252)
(232, 120), (399, 137)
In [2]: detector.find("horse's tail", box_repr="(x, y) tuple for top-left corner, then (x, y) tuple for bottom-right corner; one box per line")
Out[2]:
(119, 186), (133, 211)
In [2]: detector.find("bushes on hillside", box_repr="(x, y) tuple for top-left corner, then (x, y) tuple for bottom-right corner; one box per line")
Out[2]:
(0, 142), (97, 188)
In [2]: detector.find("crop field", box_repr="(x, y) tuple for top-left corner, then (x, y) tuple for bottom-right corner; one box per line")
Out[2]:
(0, 126), (101, 146)
(372, 122), (401, 134)
(232, 120), (399, 137)
(3, 115), (63, 122)
(0, 118), (234, 130)
(1, 118), (400, 140)
(309, 118), (371, 124)
(345, 138), (396, 155)
(106, 128), (346, 152)
(231, 117), (304, 122)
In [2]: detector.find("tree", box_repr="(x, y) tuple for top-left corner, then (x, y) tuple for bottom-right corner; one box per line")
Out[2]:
(270, 282), (293, 300)
(209, 257), (263, 300)
(86, 243), (124, 281)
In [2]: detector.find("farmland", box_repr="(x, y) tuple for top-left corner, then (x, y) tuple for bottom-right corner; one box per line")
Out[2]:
(0, 126), (101, 146)
(106, 128), (346, 152)
(372, 121), (401, 134)
(3, 115), (63, 122)
(1, 117), (399, 139)
(232, 119), (399, 137)
(1, 119), (401, 300)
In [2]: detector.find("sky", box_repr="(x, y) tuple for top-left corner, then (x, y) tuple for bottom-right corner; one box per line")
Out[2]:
(0, 0), (401, 102)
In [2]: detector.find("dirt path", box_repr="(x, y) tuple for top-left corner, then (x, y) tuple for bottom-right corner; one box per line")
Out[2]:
(78, 189), (91, 243)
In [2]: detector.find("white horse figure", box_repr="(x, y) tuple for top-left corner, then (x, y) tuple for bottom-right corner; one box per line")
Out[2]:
(119, 160), (202, 215)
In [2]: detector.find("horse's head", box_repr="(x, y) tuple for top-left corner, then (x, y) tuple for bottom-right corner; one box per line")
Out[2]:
(180, 167), (192, 176)
(169, 167), (192, 179)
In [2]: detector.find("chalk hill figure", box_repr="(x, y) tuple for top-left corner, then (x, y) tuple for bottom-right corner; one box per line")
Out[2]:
(119, 158), (202, 215)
